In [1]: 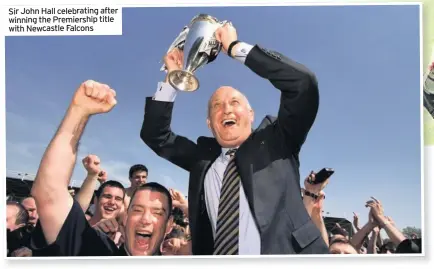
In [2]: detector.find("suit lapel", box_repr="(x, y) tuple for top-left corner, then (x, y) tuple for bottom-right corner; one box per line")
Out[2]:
(195, 137), (222, 210)
(195, 136), (257, 227)
(235, 139), (255, 217)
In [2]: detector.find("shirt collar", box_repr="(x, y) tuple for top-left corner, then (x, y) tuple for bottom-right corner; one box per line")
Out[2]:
(221, 148), (232, 155)
(221, 147), (238, 161)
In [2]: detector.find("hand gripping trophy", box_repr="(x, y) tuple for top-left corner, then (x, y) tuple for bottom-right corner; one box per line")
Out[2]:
(160, 14), (228, 92)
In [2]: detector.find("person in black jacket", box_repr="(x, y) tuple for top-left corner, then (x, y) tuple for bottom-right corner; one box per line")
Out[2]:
(141, 22), (328, 255)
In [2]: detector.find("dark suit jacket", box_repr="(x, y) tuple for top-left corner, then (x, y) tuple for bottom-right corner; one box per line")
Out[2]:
(141, 45), (329, 255)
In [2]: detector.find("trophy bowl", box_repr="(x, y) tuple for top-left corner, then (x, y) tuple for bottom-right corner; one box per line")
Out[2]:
(167, 14), (225, 92)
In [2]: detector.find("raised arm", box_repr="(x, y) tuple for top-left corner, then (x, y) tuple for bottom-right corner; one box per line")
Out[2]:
(301, 172), (330, 246)
(367, 227), (380, 254)
(353, 212), (361, 232)
(140, 48), (198, 172)
(31, 80), (116, 244)
(75, 155), (107, 213)
(350, 221), (375, 251)
(215, 23), (319, 153)
(367, 199), (406, 246)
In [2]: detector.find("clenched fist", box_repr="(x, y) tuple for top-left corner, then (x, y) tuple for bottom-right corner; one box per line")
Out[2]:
(163, 48), (184, 81)
(72, 80), (117, 116)
(97, 170), (108, 184)
(215, 22), (238, 55)
(82, 154), (101, 176)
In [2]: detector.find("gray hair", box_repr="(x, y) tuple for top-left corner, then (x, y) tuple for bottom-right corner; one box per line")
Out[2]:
(207, 88), (252, 118)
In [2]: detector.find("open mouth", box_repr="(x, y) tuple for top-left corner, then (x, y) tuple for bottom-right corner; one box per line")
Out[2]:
(222, 119), (237, 127)
(136, 232), (152, 238)
(103, 206), (116, 213)
(135, 231), (152, 248)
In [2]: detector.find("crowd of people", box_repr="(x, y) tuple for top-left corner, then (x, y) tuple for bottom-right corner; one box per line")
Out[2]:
(6, 22), (422, 257)
(6, 161), (422, 256)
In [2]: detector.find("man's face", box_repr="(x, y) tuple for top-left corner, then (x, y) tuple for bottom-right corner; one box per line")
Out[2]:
(96, 186), (124, 220)
(22, 197), (38, 226)
(329, 242), (358, 254)
(130, 171), (148, 189)
(207, 87), (254, 148)
(6, 205), (21, 231)
(125, 189), (173, 256)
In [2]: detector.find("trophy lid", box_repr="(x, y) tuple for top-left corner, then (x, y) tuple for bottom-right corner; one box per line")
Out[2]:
(189, 14), (219, 25)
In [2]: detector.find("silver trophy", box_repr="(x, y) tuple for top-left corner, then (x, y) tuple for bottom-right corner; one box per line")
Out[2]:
(161, 14), (227, 92)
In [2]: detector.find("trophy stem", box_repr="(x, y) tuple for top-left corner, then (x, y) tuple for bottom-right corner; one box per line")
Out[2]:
(167, 70), (200, 92)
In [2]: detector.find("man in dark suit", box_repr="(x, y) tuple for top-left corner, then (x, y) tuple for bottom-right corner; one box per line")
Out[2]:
(141, 22), (329, 255)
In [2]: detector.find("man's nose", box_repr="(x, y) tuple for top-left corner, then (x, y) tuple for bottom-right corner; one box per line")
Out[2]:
(140, 211), (153, 225)
(107, 198), (116, 205)
(222, 102), (233, 114)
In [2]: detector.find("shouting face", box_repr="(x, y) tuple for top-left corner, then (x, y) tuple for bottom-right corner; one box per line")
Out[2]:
(125, 189), (173, 256)
(207, 86), (254, 148)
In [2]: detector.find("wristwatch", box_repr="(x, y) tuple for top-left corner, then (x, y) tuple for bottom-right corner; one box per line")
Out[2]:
(302, 190), (319, 200)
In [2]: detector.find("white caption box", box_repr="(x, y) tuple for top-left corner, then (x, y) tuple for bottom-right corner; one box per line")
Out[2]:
(4, 5), (122, 36)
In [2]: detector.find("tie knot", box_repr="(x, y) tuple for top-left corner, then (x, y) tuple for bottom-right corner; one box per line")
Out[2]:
(225, 148), (237, 157)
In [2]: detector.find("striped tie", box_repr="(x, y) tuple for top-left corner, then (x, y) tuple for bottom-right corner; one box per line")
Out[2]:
(213, 148), (240, 255)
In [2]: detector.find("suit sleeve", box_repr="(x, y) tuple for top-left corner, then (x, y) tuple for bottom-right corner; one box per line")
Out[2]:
(140, 97), (198, 172)
(244, 45), (319, 153)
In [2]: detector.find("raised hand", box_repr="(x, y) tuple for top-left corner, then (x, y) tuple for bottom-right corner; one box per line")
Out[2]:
(71, 80), (117, 116)
(215, 22), (238, 55)
(385, 216), (395, 227)
(366, 196), (385, 224)
(82, 154), (101, 176)
(353, 212), (359, 227)
(164, 48), (184, 74)
(97, 170), (108, 184)
(170, 188), (188, 211)
(303, 171), (329, 195)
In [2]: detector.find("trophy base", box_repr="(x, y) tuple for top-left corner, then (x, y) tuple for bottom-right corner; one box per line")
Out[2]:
(168, 70), (199, 92)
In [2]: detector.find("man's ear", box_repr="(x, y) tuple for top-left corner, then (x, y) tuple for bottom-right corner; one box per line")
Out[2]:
(249, 108), (255, 124)
(206, 117), (211, 130)
(165, 216), (174, 235)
